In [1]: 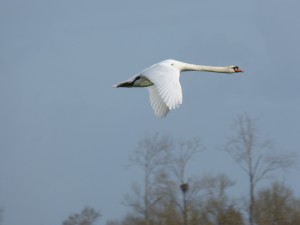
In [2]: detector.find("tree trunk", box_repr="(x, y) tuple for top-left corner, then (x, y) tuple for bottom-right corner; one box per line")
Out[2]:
(249, 173), (254, 225)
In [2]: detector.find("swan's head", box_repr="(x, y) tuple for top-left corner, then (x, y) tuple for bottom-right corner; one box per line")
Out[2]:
(228, 66), (243, 73)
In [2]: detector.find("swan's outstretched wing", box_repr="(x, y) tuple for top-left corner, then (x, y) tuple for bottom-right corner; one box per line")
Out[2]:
(142, 63), (183, 117)
(147, 86), (170, 118)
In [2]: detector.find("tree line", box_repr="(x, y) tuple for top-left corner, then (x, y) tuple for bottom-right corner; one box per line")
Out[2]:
(67, 115), (298, 225)
(1, 115), (298, 225)
(105, 115), (298, 225)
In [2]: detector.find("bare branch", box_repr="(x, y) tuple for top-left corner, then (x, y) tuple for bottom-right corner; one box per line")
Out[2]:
(224, 114), (297, 225)
(62, 207), (101, 225)
(170, 137), (204, 183)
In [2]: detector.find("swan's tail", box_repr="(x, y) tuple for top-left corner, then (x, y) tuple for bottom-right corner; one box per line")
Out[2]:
(112, 81), (134, 88)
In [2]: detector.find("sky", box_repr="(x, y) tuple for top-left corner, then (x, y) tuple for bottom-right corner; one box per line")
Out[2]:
(1, 0), (300, 224)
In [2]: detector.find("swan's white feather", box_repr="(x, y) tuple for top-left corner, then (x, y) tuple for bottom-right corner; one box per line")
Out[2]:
(147, 86), (170, 118)
(142, 62), (183, 116)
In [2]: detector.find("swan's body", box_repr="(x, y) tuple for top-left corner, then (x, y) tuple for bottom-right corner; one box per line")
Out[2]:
(113, 59), (243, 118)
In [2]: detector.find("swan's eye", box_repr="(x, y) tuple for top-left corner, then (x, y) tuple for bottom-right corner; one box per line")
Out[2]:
(171, 63), (174, 66)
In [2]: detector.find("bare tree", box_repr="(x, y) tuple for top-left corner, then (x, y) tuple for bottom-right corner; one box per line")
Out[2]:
(125, 135), (206, 225)
(197, 174), (244, 225)
(225, 114), (296, 225)
(0, 209), (3, 225)
(253, 181), (300, 225)
(124, 134), (173, 225)
(62, 207), (101, 225)
(170, 137), (204, 225)
(148, 137), (205, 225)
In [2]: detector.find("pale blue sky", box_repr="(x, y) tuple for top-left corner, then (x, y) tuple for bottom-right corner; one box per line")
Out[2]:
(1, 0), (300, 224)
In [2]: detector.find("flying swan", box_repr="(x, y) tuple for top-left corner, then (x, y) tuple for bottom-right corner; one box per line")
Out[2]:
(113, 59), (243, 118)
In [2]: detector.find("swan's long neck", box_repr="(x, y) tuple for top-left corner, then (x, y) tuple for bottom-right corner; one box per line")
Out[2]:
(181, 63), (230, 73)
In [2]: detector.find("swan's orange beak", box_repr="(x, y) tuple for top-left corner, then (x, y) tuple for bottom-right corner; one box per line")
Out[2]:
(234, 68), (243, 73)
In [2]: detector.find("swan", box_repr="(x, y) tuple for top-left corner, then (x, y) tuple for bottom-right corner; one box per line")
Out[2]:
(113, 59), (243, 118)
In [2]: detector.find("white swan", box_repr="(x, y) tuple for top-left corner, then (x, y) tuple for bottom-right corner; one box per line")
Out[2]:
(113, 59), (243, 118)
